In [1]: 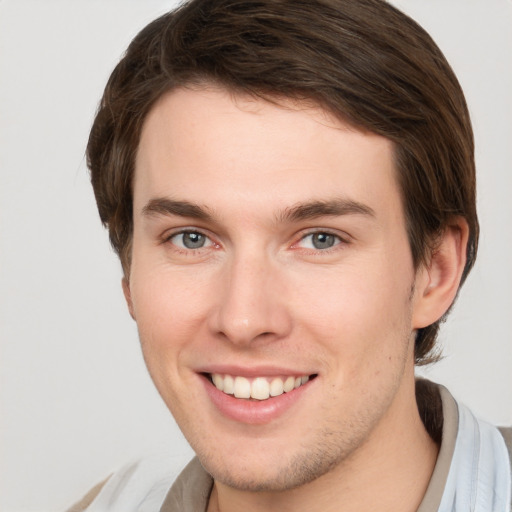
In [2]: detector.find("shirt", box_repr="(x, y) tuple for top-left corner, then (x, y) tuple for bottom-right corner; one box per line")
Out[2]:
(68, 381), (512, 512)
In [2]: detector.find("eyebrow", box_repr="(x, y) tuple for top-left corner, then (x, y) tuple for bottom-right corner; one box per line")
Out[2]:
(141, 197), (375, 223)
(142, 198), (214, 221)
(278, 198), (376, 223)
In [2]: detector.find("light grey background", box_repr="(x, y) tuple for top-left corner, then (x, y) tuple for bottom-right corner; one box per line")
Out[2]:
(0, 1), (511, 510)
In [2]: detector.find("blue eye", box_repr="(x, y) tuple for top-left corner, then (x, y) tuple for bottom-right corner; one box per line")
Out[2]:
(170, 231), (212, 250)
(299, 232), (341, 250)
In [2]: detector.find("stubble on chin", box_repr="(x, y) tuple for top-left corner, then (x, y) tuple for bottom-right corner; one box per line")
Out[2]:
(195, 414), (375, 494)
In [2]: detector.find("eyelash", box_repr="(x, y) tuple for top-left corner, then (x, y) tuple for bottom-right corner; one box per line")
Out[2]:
(162, 228), (349, 255)
(293, 230), (348, 253)
(163, 229), (218, 254)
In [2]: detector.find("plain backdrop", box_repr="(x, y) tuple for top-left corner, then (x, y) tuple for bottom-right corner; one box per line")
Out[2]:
(0, 1), (511, 510)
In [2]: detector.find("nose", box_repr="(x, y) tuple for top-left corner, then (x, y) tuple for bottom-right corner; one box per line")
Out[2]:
(209, 251), (293, 347)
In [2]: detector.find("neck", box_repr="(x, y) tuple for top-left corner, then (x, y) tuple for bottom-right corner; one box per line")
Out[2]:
(208, 373), (438, 512)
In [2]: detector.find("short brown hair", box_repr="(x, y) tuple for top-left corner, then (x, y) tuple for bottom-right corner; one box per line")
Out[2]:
(87, 0), (478, 364)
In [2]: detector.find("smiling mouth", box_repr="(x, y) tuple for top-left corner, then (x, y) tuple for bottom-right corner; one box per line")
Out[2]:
(206, 373), (317, 401)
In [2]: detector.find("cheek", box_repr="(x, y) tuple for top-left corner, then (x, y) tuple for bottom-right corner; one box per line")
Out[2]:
(128, 271), (207, 382)
(129, 269), (213, 405)
(290, 262), (414, 370)
(132, 260), (210, 326)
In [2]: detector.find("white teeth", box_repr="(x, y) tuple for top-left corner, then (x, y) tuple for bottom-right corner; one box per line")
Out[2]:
(251, 377), (270, 400)
(269, 378), (284, 397)
(212, 374), (224, 391)
(223, 375), (234, 395)
(210, 373), (312, 400)
(283, 376), (295, 392)
(234, 376), (251, 398)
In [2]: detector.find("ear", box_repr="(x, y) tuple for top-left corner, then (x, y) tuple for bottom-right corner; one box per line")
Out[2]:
(122, 277), (136, 320)
(412, 217), (469, 329)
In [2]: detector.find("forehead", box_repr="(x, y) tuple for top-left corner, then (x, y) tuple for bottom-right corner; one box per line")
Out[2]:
(134, 87), (401, 223)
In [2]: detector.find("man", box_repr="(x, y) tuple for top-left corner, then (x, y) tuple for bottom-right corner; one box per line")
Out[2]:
(70, 0), (511, 510)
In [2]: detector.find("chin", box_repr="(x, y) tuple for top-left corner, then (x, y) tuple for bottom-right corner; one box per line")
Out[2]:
(193, 435), (348, 492)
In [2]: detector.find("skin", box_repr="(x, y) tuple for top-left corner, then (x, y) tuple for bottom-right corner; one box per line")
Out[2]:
(123, 86), (468, 512)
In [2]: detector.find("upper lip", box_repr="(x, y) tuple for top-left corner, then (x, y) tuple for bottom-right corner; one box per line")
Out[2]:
(196, 365), (316, 378)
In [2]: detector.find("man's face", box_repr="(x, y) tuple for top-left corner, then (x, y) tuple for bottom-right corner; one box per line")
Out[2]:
(126, 87), (427, 491)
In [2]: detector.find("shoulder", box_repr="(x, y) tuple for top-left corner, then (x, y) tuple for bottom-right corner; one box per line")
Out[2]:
(65, 454), (192, 512)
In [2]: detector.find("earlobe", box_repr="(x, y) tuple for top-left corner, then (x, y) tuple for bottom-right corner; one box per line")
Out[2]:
(412, 217), (469, 329)
(122, 277), (136, 320)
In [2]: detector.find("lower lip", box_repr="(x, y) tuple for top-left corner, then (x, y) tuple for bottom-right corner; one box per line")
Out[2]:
(202, 375), (314, 425)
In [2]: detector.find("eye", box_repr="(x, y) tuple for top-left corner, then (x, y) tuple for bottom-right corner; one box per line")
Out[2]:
(169, 231), (213, 250)
(298, 232), (342, 250)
